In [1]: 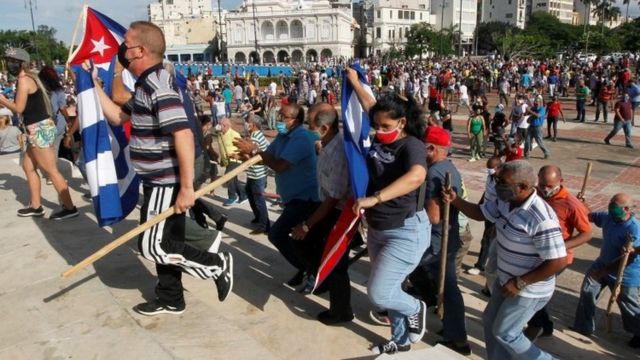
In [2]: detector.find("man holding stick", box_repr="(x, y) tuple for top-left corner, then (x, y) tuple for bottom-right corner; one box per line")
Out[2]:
(92, 21), (233, 315)
(524, 165), (593, 340)
(572, 193), (640, 348)
(443, 160), (567, 360)
(408, 126), (470, 355)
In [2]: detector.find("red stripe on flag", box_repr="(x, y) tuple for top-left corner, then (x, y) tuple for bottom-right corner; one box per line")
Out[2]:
(314, 198), (361, 290)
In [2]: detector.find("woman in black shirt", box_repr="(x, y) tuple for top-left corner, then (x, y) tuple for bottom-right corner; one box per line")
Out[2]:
(347, 68), (431, 355)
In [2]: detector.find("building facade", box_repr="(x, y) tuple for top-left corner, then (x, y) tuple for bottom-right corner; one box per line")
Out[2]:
(431, 0), (478, 44)
(530, 0), (573, 23)
(225, 0), (355, 64)
(369, 0), (436, 56)
(481, 0), (527, 29)
(148, 0), (226, 62)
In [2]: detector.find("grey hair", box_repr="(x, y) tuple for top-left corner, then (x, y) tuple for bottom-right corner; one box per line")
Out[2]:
(502, 160), (537, 188)
(162, 59), (175, 77)
(247, 115), (262, 130)
(315, 108), (339, 131)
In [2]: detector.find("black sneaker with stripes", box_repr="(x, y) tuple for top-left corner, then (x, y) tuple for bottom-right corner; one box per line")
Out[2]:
(50, 206), (79, 220)
(214, 252), (233, 302)
(17, 206), (45, 217)
(370, 340), (411, 355)
(134, 300), (185, 316)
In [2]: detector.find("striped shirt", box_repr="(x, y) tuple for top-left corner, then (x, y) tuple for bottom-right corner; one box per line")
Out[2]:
(481, 191), (566, 298)
(247, 130), (269, 179)
(123, 63), (190, 185)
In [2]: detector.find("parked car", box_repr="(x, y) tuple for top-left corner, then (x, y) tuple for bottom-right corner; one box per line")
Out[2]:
(576, 53), (597, 63)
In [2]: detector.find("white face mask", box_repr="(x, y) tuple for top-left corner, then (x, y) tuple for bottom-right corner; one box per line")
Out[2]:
(487, 168), (496, 176)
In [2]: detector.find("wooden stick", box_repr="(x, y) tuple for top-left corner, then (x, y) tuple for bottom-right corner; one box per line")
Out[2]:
(606, 233), (634, 332)
(437, 172), (452, 320)
(65, 3), (87, 80)
(61, 155), (262, 279)
(578, 161), (592, 200)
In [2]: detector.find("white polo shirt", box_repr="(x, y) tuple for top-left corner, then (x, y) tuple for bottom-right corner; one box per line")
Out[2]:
(481, 191), (566, 298)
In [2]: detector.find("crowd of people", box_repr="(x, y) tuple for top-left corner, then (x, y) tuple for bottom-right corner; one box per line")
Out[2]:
(1, 20), (639, 359)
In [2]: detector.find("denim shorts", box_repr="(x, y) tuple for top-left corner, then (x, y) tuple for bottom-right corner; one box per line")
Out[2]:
(26, 119), (57, 149)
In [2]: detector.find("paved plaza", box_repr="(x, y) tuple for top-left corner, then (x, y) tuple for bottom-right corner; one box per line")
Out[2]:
(0, 97), (638, 359)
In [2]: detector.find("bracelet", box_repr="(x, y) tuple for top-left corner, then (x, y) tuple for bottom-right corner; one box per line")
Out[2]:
(113, 72), (122, 78)
(373, 191), (383, 204)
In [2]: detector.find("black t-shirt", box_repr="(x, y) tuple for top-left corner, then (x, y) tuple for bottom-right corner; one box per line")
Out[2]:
(491, 112), (507, 134)
(425, 159), (462, 254)
(366, 136), (428, 230)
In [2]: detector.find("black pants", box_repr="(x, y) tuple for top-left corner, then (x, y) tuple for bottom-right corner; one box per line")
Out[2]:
(293, 208), (352, 315)
(547, 116), (558, 138)
(138, 185), (222, 307)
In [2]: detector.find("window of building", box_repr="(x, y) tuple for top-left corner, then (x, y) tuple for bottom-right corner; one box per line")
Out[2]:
(388, 29), (392, 39)
(180, 54), (191, 62)
(406, 27), (409, 37)
(505, 13), (513, 18)
(193, 53), (204, 62)
(376, 27), (381, 38)
(167, 54), (178, 62)
(399, 28), (402, 38)
(392, 29), (395, 38)
(508, 0), (511, 4)
(402, 5), (408, 8)
(411, 11), (415, 20)
(399, 11), (403, 19)
(404, 11), (409, 19)
(419, 4), (425, 9)
(377, 10), (381, 18)
(490, 12), (492, 18)
(390, 10), (392, 19)
(420, 12), (423, 20)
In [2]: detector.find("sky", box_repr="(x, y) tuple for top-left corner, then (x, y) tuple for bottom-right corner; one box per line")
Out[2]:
(0, 0), (639, 46)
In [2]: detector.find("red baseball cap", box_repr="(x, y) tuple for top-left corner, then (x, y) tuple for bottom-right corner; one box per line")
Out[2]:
(423, 126), (451, 147)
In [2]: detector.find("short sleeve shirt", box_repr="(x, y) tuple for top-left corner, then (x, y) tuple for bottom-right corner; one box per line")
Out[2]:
(591, 212), (640, 287)
(266, 125), (319, 203)
(123, 63), (190, 185)
(365, 136), (427, 230)
(481, 191), (566, 298)
(426, 159), (462, 254)
(543, 186), (591, 264)
(317, 134), (350, 208)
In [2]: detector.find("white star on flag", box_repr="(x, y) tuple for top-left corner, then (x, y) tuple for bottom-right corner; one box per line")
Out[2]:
(90, 36), (111, 57)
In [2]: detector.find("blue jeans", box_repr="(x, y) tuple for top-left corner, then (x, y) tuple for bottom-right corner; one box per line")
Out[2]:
(268, 199), (320, 271)
(576, 99), (586, 122)
(367, 210), (431, 345)
(484, 281), (553, 360)
(604, 120), (633, 147)
(595, 100), (609, 122)
(225, 102), (232, 118)
(246, 176), (269, 230)
(225, 161), (246, 200)
(525, 125), (550, 157)
(573, 273), (640, 336)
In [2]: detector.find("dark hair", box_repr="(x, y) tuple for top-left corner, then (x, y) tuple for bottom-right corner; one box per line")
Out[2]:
(370, 93), (424, 139)
(290, 103), (305, 125)
(38, 66), (63, 92)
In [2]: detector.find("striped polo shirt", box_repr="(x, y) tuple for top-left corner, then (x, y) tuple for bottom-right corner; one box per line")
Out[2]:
(123, 63), (191, 185)
(247, 130), (269, 179)
(481, 190), (566, 298)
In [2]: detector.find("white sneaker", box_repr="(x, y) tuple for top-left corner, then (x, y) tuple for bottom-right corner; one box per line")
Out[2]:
(466, 267), (482, 275)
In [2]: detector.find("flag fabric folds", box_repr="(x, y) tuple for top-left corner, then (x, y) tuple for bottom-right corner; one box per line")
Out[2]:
(69, 7), (138, 226)
(314, 63), (372, 289)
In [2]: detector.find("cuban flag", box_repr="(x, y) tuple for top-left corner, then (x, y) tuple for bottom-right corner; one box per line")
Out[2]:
(314, 62), (372, 289)
(68, 7), (139, 227)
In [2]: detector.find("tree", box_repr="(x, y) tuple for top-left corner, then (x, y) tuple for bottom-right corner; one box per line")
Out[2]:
(495, 30), (553, 60)
(475, 21), (520, 55)
(592, 0), (622, 29)
(405, 22), (435, 60)
(0, 25), (68, 65)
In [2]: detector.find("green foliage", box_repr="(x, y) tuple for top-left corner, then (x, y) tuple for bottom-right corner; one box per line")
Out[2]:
(495, 30), (554, 61)
(404, 22), (455, 59)
(475, 21), (520, 55)
(612, 17), (640, 52)
(0, 25), (68, 66)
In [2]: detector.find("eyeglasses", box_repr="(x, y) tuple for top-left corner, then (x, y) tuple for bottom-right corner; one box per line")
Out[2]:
(278, 113), (294, 120)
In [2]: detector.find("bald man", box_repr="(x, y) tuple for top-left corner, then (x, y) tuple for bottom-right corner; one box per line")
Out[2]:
(218, 117), (247, 206)
(525, 165), (592, 340)
(572, 193), (640, 348)
(95, 21), (233, 315)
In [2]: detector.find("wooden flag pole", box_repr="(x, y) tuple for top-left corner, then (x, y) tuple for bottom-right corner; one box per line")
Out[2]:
(578, 161), (593, 200)
(65, 3), (87, 80)
(61, 155), (262, 279)
(437, 172), (452, 320)
(606, 233), (634, 332)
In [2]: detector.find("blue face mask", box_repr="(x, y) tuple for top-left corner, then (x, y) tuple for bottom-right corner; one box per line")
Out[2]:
(275, 121), (288, 135)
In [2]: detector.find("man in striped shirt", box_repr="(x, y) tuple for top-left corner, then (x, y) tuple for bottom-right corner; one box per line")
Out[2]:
(443, 160), (567, 359)
(94, 21), (233, 315)
(244, 116), (270, 234)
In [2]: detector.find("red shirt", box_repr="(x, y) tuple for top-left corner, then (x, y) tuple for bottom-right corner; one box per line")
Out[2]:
(615, 100), (633, 121)
(540, 186), (592, 264)
(505, 145), (523, 161)
(547, 101), (561, 117)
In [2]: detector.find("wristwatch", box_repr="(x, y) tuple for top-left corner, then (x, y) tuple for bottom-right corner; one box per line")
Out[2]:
(373, 191), (383, 204)
(250, 145), (258, 156)
(301, 221), (310, 233)
(515, 276), (527, 290)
